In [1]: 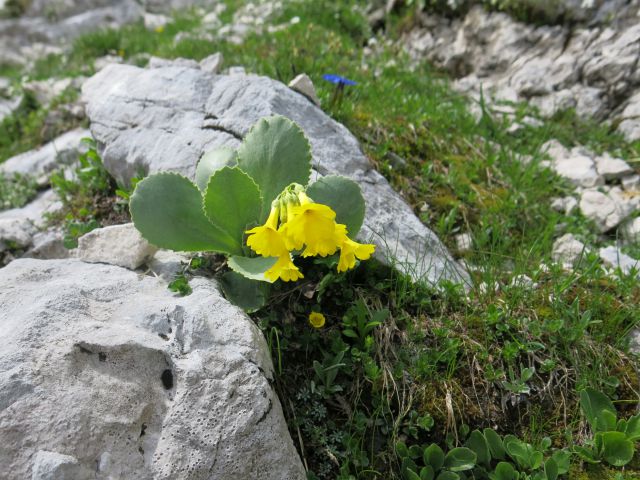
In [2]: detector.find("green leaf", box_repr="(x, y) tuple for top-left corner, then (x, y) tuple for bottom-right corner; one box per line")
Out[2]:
(420, 466), (435, 480)
(443, 447), (476, 472)
(219, 271), (270, 313)
(130, 172), (240, 254)
(227, 255), (278, 282)
(544, 457), (558, 480)
(551, 450), (571, 474)
(423, 444), (445, 471)
(483, 428), (506, 460)
(203, 167), (262, 243)
(237, 115), (311, 218)
(167, 274), (191, 296)
(409, 445), (423, 459)
(195, 147), (238, 191)
(491, 462), (518, 480)
(466, 430), (491, 466)
(600, 431), (634, 467)
(573, 446), (600, 464)
(396, 442), (410, 459)
(306, 175), (366, 237)
(405, 469), (421, 480)
(579, 388), (617, 432)
(620, 414), (640, 441)
(436, 472), (459, 480)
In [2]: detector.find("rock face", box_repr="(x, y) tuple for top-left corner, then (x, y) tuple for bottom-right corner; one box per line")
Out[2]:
(77, 223), (158, 270)
(402, 4), (640, 141)
(82, 63), (468, 286)
(0, 258), (306, 480)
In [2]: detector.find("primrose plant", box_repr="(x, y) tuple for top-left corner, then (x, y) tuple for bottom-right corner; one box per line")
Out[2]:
(129, 115), (375, 311)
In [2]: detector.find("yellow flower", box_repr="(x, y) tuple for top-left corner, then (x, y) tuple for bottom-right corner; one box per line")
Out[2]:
(337, 237), (376, 273)
(280, 202), (347, 257)
(308, 312), (326, 328)
(265, 254), (304, 282)
(246, 207), (288, 257)
(155, 25), (164, 33)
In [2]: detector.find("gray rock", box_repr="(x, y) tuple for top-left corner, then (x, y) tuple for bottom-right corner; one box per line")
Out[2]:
(552, 149), (603, 188)
(455, 232), (472, 252)
(77, 223), (158, 270)
(599, 246), (640, 276)
(0, 258), (306, 480)
(619, 217), (640, 245)
(552, 233), (588, 268)
(199, 52), (224, 74)
(0, 190), (61, 252)
(22, 77), (83, 107)
(0, 128), (90, 183)
(550, 196), (578, 215)
(148, 56), (200, 69)
(82, 63), (468, 286)
(143, 12), (169, 30)
(0, 95), (21, 123)
(31, 450), (94, 480)
(622, 174), (640, 191)
(288, 73), (320, 106)
(23, 227), (70, 260)
(579, 187), (638, 232)
(595, 152), (634, 180)
(147, 249), (190, 281)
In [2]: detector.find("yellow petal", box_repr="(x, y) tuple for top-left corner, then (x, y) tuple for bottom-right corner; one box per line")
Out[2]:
(337, 238), (375, 273)
(308, 312), (326, 328)
(265, 254), (304, 282)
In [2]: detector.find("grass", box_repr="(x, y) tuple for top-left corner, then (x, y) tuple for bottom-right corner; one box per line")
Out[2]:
(2, 1), (639, 478)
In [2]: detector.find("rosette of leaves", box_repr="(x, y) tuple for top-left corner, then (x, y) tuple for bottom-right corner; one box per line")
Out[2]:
(129, 115), (366, 312)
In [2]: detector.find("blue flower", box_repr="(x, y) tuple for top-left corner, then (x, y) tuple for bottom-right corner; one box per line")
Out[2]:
(322, 74), (357, 86)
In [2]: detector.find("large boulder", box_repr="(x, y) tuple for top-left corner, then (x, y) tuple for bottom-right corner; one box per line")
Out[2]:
(0, 258), (305, 479)
(82, 63), (468, 286)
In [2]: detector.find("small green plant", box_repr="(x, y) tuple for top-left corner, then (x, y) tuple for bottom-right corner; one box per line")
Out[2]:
(0, 172), (37, 211)
(130, 115), (375, 311)
(574, 388), (640, 467)
(341, 299), (388, 350)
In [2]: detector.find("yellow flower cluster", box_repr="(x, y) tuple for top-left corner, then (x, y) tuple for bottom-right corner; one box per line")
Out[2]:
(245, 189), (375, 282)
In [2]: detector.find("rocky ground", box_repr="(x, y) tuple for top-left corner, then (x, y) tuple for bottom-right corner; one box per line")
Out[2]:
(0, 0), (639, 479)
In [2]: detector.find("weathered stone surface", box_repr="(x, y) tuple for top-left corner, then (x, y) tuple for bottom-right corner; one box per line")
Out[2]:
(599, 246), (640, 276)
(23, 228), (70, 260)
(550, 196), (578, 215)
(402, 3), (640, 140)
(288, 73), (320, 106)
(82, 63), (468, 285)
(552, 233), (588, 268)
(23, 77), (83, 107)
(0, 128), (90, 182)
(0, 190), (60, 251)
(199, 52), (224, 74)
(579, 187), (638, 232)
(620, 217), (640, 245)
(543, 143), (603, 188)
(0, 258), (306, 480)
(595, 152), (634, 180)
(77, 223), (158, 270)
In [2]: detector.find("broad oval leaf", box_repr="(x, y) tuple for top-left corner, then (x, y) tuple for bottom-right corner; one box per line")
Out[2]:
(203, 166), (262, 243)
(483, 428), (506, 460)
(443, 447), (477, 472)
(306, 175), (366, 237)
(420, 466), (435, 480)
(620, 413), (640, 441)
(237, 115), (312, 218)
(466, 430), (490, 466)
(405, 469), (421, 480)
(544, 458), (558, 480)
(227, 255), (278, 282)
(195, 147), (238, 192)
(492, 462), (518, 480)
(579, 388), (617, 432)
(601, 431), (634, 467)
(435, 472), (459, 480)
(219, 271), (270, 313)
(130, 172), (240, 254)
(423, 444), (445, 471)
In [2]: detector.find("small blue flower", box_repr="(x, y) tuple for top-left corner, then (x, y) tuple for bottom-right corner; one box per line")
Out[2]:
(322, 74), (357, 86)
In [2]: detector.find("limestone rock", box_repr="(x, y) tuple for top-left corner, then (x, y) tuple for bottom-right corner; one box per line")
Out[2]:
(0, 128), (90, 183)
(551, 147), (603, 188)
(77, 223), (158, 270)
(0, 258), (306, 480)
(199, 52), (224, 74)
(82, 63), (468, 286)
(550, 196), (578, 215)
(552, 233), (588, 268)
(288, 73), (320, 106)
(22, 77), (83, 107)
(455, 232), (472, 252)
(622, 174), (640, 192)
(579, 187), (637, 232)
(0, 190), (61, 252)
(23, 228), (70, 260)
(619, 217), (640, 245)
(599, 246), (640, 276)
(595, 153), (634, 181)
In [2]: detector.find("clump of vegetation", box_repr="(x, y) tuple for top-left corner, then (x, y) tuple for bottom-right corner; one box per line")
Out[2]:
(49, 138), (129, 247)
(0, 172), (37, 210)
(2, 1), (638, 478)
